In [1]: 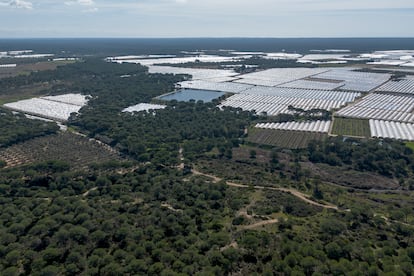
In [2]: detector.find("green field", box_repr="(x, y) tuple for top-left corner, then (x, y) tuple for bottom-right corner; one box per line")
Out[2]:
(247, 128), (327, 149)
(331, 117), (371, 137)
(406, 142), (414, 151)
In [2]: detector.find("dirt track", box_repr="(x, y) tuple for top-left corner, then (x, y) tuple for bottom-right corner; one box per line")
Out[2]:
(191, 168), (339, 210)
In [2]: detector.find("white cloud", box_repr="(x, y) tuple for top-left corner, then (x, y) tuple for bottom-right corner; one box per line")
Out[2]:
(65, 0), (94, 6)
(0, 0), (33, 9)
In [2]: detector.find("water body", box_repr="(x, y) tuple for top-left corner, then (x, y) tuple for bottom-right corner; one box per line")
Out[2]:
(158, 89), (226, 102)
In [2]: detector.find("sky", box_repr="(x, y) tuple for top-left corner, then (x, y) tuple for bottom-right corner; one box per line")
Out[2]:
(0, 0), (413, 38)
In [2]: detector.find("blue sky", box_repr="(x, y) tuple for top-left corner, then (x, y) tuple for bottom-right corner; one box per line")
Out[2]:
(0, 0), (413, 38)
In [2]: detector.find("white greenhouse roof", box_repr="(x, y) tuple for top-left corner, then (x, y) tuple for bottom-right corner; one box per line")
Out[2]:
(256, 120), (331, 133)
(122, 103), (166, 113)
(3, 94), (89, 122)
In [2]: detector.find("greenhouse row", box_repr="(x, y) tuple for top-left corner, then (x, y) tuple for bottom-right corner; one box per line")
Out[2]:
(239, 87), (361, 102)
(370, 120), (414, 141)
(234, 68), (328, 86)
(220, 94), (344, 116)
(278, 79), (344, 91)
(376, 77), (414, 95)
(122, 103), (166, 113)
(178, 80), (253, 94)
(4, 98), (84, 122)
(41, 93), (89, 107)
(314, 70), (390, 92)
(336, 93), (414, 123)
(256, 120), (331, 133)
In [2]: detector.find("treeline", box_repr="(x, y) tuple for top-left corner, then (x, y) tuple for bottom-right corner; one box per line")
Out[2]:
(306, 137), (414, 179)
(0, 59), (146, 90)
(158, 57), (316, 71)
(0, 108), (59, 148)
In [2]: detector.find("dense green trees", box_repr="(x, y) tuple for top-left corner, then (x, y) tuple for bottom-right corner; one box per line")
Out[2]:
(307, 137), (414, 179)
(0, 108), (59, 148)
(1, 161), (413, 274)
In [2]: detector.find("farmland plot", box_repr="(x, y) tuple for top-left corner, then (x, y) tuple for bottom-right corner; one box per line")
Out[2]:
(0, 132), (124, 169)
(247, 128), (327, 149)
(331, 117), (371, 137)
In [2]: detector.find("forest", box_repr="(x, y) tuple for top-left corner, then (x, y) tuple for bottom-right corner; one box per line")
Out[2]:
(1, 59), (414, 275)
(0, 108), (59, 149)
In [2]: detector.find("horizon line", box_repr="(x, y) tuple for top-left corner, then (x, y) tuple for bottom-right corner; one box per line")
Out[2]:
(1, 36), (414, 40)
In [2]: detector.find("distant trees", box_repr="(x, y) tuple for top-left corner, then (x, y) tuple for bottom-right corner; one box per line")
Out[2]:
(306, 137), (414, 178)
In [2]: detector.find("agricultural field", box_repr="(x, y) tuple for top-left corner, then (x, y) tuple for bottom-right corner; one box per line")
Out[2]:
(0, 61), (73, 79)
(247, 128), (327, 149)
(0, 82), (55, 105)
(331, 117), (371, 137)
(0, 132), (125, 170)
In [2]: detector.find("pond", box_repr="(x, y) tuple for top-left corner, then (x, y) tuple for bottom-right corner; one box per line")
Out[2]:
(158, 89), (226, 102)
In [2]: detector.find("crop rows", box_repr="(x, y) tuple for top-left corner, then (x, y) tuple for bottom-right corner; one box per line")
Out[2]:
(331, 117), (371, 137)
(0, 132), (124, 169)
(247, 128), (327, 149)
(336, 93), (414, 123)
(256, 120), (331, 133)
(370, 120), (414, 141)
